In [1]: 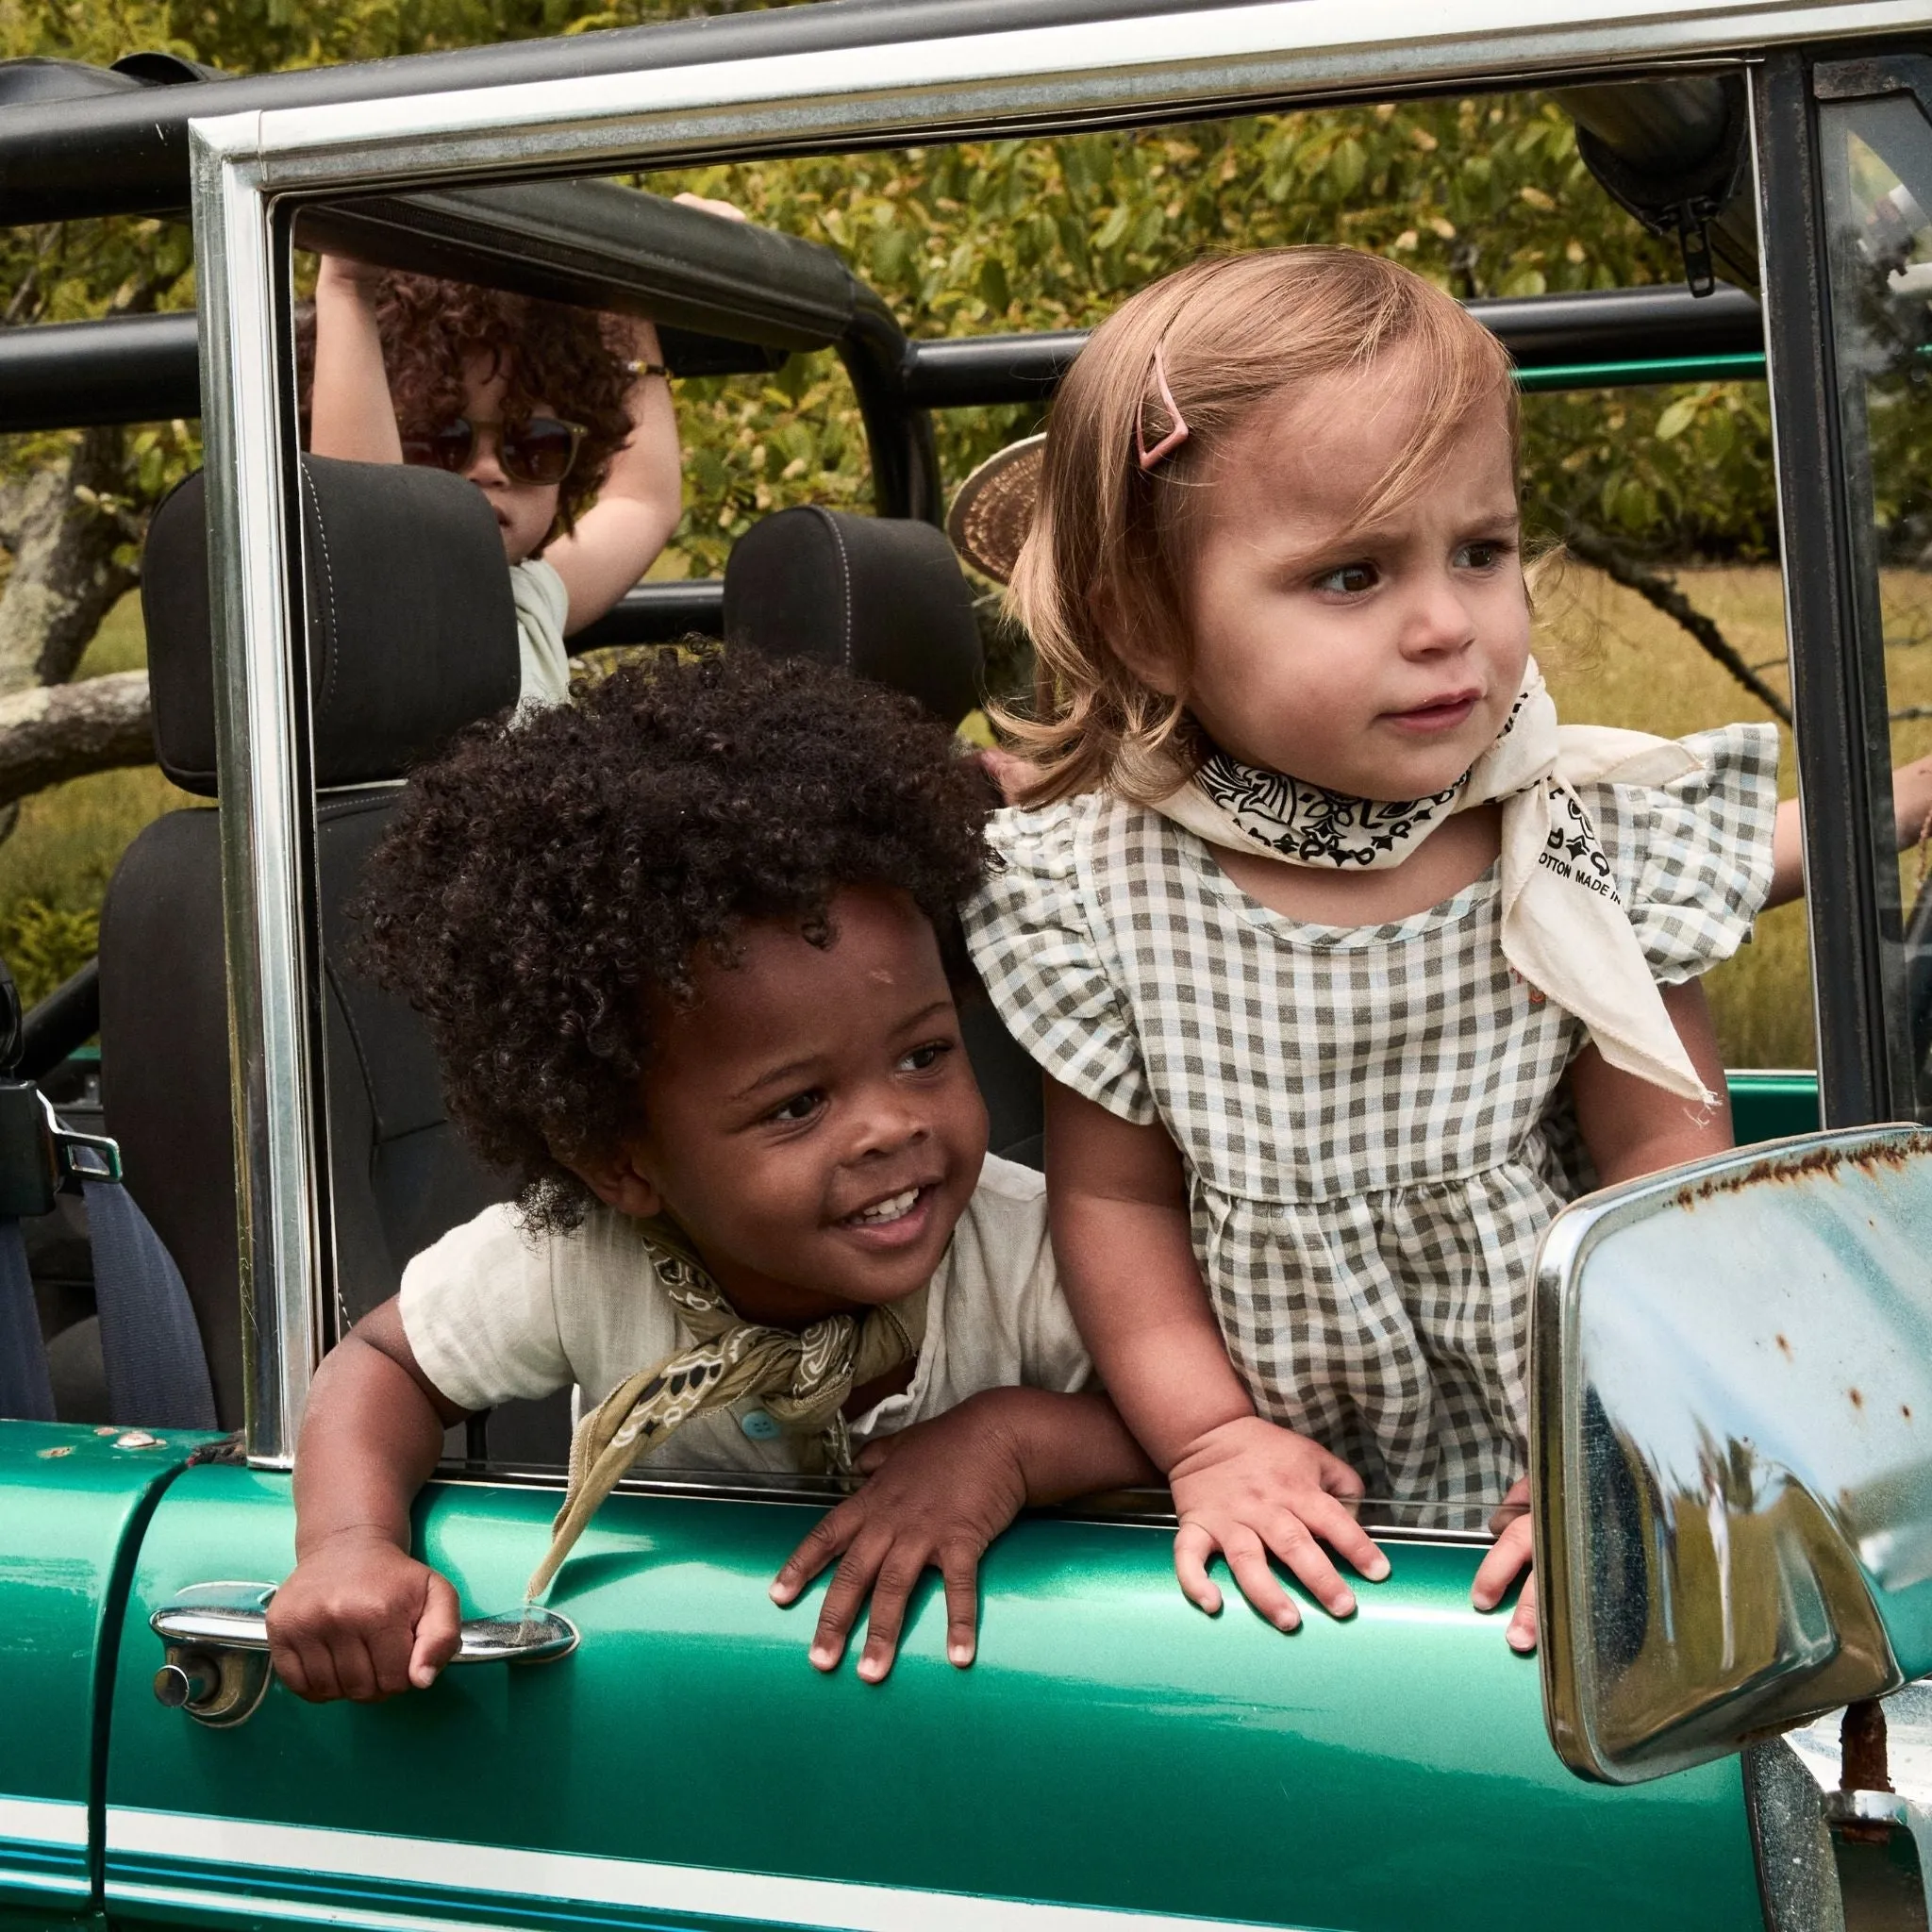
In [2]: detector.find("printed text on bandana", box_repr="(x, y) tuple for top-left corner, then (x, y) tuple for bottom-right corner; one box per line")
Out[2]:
(1539, 790), (1620, 902)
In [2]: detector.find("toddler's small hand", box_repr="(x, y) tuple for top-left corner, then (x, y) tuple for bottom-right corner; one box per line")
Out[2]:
(672, 192), (750, 223)
(975, 746), (1033, 805)
(1167, 1415), (1388, 1631)
(267, 1529), (461, 1703)
(1471, 1476), (1538, 1653)
(770, 1393), (1029, 1683)
(316, 252), (387, 295)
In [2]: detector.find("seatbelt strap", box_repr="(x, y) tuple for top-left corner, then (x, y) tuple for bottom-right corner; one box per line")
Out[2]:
(0, 1214), (54, 1422)
(72, 1149), (216, 1432)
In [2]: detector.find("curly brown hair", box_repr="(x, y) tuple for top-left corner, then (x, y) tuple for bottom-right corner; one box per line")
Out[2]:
(356, 650), (996, 1232)
(296, 271), (638, 533)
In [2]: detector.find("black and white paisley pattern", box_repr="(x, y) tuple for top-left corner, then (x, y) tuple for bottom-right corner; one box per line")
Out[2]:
(1193, 753), (1460, 866)
(1192, 685), (1536, 869)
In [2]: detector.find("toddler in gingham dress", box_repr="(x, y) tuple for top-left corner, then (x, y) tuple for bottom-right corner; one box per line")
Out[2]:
(962, 248), (1778, 1651)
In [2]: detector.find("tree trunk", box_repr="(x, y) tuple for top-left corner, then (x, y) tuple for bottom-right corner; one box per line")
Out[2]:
(0, 671), (154, 809)
(1560, 525), (1792, 726)
(0, 424), (140, 698)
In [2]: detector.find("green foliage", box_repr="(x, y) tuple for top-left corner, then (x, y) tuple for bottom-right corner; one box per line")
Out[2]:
(0, 0), (1784, 576)
(650, 99), (1777, 572)
(0, 898), (97, 1007)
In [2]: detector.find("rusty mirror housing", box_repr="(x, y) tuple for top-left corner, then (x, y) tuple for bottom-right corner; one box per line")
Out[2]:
(1534, 1124), (1932, 1785)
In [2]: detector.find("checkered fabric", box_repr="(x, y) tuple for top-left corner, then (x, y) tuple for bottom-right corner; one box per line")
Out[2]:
(965, 724), (1778, 1509)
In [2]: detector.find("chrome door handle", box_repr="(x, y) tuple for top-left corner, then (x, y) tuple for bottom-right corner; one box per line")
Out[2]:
(150, 1581), (578, 1726)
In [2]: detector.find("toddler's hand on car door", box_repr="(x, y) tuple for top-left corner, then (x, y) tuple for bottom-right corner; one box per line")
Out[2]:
(1471, 1476), (1538, 1653)
(1167, 1415), (1388, 1632)
(770, 1391), (1031, 1684)
(267, 1530), (462, 1702)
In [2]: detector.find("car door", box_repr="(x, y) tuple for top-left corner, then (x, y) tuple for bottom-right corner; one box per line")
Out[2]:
(100, 1465), (1764, 1932)
(0, 1421), (206, 1931)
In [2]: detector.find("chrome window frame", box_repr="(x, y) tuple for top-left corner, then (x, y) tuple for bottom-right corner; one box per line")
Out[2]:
(189, 0), (1932, 1467)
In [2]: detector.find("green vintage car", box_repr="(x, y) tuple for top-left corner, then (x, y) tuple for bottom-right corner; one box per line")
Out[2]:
(5, 3), (1932, 1928)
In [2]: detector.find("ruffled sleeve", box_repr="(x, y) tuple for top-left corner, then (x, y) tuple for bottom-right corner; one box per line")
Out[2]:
(963, 799), (1157, 1124)
(1588, 722), (1780, 984)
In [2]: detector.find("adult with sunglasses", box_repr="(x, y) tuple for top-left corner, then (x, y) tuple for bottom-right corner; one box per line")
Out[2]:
(308, 242), (700, 708)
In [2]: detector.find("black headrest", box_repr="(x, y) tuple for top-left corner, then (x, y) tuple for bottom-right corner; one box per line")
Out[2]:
(722, 507), (983, 727)
(142, 457), (520, 797)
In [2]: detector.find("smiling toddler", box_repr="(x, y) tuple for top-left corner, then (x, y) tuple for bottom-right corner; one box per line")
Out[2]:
(267, 650), (1148, 1704)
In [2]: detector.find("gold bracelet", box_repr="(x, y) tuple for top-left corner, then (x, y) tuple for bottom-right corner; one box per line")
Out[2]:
(626, 359), (671, 381)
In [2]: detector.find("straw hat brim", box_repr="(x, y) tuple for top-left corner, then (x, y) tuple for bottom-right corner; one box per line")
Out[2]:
(946, 435), (1044, 587)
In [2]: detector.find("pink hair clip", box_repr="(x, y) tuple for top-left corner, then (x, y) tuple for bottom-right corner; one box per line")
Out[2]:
(1136, 345), (1190, 471)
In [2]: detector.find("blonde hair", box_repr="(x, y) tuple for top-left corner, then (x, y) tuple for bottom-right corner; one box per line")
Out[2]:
(999, 247), (1519, 803)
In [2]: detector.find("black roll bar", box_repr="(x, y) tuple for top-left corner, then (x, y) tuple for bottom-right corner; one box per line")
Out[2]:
(0, 312), (201, 433)
(0, 0), (1264, 228)
(294, 179), (856, 350)
(897, 285), (1763, 408)
(1, 282), (1766, 442)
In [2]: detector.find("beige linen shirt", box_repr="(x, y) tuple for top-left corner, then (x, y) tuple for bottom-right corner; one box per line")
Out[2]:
(508, 556), (571, 710)
(398, 1155), (1090, 1475)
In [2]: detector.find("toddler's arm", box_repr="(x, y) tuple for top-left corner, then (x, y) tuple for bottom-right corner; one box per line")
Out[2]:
(1044, 1078), (1389, 1632)
(1766, 752), (1932, 909)
(536, 192), (742, 631)
(1572, 978), (1733, 1185)
(309, 255), (406, 465)
(267, 1296), (469, 1702)
(541, 319), (682, 636)
(770, 1387), (1153, 1682)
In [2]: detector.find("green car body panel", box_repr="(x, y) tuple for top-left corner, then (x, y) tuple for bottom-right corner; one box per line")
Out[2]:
(1725, 1070), (1822, 1147)
(0, 1071), (1823, 1930)
(97, 1465), (1764, 1932)
(0, 1421), (207, 1929)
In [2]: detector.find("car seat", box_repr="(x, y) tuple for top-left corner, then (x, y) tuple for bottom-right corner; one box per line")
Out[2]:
(721, 505), (1046, 1168)
(101, 457), (524, 1431)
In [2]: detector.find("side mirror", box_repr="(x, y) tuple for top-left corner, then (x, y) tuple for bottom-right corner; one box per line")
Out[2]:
(1535, 1124), (1932, 1785)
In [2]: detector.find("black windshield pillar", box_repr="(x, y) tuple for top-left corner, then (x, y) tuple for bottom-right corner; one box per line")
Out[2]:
(1754, 49), (1903, 1125)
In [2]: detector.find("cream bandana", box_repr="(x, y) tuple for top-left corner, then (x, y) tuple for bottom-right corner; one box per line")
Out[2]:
(525, 1224), (927, 1602)
(1150, 659), (1716, 1105)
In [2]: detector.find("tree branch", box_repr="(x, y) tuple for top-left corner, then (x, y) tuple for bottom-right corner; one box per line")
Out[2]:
(0, 672), (154, 809)
(1560, 525), (1792, 727)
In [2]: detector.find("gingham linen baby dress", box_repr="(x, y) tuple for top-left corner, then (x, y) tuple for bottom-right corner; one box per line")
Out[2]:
(964, 723), (1779, 1518)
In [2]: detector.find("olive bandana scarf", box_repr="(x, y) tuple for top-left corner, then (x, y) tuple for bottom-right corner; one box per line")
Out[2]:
(525, 1224), (927, 1603)
(1149, 659), (1717, 1106)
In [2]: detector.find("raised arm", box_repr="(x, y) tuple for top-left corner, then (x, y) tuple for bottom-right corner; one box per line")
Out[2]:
(542, 315), (683, 636)
(1044, 1076), (1388, 1629)
(309, 255), (405, 465)
(267, 1297), (467, 1702)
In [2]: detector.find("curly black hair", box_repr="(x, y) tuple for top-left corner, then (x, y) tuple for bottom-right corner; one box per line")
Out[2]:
(295, 271), (637, 533)
(356, 650), (996, 1232)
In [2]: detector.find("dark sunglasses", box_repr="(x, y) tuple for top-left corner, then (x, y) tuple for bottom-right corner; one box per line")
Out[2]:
(400, 415), (585, 487)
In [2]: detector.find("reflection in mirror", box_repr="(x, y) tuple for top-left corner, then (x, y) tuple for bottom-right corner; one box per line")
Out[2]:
(1536, 1125), (1932, 1785)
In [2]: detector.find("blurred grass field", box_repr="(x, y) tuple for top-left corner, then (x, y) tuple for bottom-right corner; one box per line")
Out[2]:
(1535, 560), (1813, 1071)
(0, 594), (197, 1003)
(0, 565), (1891, 1068)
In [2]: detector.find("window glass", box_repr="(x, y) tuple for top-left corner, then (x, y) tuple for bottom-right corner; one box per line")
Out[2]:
(1819, 91), (1932, 1114)
(276, 93), (1792, 1516)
